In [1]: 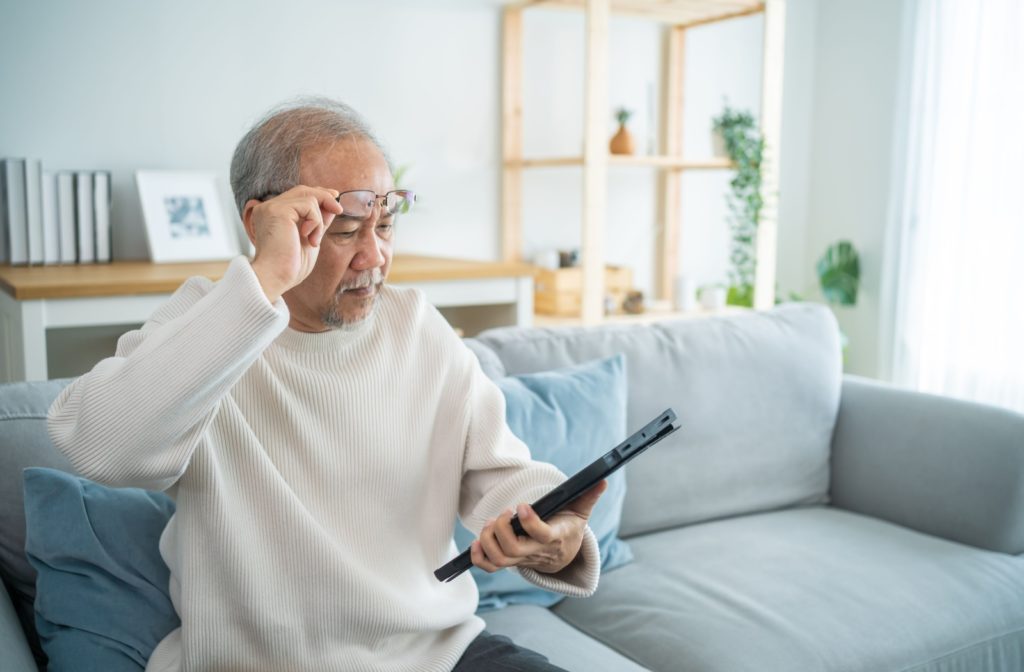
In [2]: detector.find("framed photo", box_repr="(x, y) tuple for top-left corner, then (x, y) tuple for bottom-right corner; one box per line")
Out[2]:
(136, 170), (240, 263)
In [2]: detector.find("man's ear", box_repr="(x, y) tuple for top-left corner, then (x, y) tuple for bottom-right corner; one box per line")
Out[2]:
(242, 199), (261, 246)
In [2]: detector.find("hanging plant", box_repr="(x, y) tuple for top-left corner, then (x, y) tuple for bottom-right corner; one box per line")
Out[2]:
(711, 105), (764, 308)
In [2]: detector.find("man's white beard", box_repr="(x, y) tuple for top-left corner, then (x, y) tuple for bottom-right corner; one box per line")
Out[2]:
(321, 268), (384, 329)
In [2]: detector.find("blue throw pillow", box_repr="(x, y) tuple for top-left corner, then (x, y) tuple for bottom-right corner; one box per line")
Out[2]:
(23, 468), (179, 672)
(455, 354), (633, 611)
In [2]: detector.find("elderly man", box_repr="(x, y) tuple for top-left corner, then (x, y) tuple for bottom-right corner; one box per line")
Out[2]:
(48, 98), (605, 672)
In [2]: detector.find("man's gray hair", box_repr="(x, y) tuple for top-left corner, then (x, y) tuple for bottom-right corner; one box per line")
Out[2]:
(229, 97), (391, 216)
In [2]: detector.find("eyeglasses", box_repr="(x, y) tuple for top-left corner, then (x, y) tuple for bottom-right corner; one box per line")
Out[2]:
(336, 189), (416, 219)
(254, 189), (417, 219)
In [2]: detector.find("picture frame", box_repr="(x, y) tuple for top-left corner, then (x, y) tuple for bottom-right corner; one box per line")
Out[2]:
(135, 170), (240, 263)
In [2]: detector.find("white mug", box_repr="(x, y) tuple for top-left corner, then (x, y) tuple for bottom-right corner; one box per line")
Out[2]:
(699, 286), (726, 311)
(533, 249), (560, 270)
(674, 275), (695, 313)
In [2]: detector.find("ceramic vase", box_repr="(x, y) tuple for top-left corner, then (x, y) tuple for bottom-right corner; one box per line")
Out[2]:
(610, 123), (635, 155)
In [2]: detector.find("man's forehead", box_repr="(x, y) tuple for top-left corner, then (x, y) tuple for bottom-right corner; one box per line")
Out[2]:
(298, 137), (392, 190)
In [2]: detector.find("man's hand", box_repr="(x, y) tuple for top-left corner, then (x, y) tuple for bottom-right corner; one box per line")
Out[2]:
(243, 186), (343, 302)
(471, 480), (608, 575)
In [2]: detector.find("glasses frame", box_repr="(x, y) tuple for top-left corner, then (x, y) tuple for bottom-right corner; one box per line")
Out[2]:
(336, 189), (416, 217)
(252, 189), (417, 216)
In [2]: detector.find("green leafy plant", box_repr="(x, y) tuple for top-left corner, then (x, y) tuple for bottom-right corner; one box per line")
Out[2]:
(817, 240), (860, 306)
(393, 164), (411, 189)
(615, 107), (633, 125)
(712, 105), (764, 308)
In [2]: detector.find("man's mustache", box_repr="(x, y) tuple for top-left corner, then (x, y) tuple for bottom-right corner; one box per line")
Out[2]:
(338, 268), (384, 292)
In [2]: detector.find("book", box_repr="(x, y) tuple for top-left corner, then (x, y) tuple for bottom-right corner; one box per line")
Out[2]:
(41, 170), (60, 264)
(3, 158), (28, 265)
(0, 162), (6, 264)
(56, 172), (77, 263)
(75, 171), (95, 264)
(25, 159), (44, 265)
(93, 171), (111, 263)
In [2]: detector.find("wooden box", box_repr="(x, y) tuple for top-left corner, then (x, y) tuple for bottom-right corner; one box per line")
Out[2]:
(534, 265), (633, 316)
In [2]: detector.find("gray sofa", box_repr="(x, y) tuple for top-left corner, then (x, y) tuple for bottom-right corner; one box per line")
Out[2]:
(3, 303), (1024, 671)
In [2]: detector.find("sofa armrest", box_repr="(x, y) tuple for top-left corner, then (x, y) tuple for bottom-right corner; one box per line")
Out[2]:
(0, 579), (37, 672)
(830, 375), (1024, 554)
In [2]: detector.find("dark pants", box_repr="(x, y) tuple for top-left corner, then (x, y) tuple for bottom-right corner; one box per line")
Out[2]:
(453, 631), (569, 672)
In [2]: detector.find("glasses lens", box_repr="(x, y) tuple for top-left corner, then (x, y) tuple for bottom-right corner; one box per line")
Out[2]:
(385, 190), (415, 216)
(337, 190), (376, 217)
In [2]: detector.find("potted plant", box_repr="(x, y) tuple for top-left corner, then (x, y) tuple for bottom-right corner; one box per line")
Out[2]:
(817, 240), (860, 306)
(609, 107), (635, 155)
(711, 105), (764, 308)
(697, 283), (728, 311)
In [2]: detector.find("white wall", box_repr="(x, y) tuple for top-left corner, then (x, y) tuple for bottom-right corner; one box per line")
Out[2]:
(0, 0), (505, 261)
(803, 0), (907, 377)
(775, 0), (818, 301)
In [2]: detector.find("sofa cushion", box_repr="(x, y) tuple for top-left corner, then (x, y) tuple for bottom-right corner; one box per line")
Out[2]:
(474, 304), (843, 537)
(463, 338), (506, 380)
(481, 604), (648, 671)
(0, 378), (75, 666)
(553, 506), (1024, 672)
(0, 579), (36, 672)
(23, 468), (179, 672)
(454, 355), (633, 610)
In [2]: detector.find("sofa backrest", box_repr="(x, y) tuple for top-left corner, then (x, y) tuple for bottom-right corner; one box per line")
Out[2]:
(0, 378), (75, 667)
(473, 304), (843, 538)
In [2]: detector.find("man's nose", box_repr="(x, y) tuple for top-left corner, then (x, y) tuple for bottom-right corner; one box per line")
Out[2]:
(351, 226), (385, 270)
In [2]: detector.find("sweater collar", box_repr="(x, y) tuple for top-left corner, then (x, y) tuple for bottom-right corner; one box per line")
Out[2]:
(273, 307), (378, 352)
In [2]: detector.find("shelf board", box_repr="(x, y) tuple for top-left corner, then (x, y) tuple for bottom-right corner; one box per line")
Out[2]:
(0, 255), (535, 300)
(511, 156), (585, 168)
(508, 155), (733, 170)
(611, 155), (733, 169)
(521, 0), (765, 27)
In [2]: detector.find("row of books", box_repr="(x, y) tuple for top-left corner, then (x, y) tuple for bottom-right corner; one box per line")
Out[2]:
(0, 157), (112, 265)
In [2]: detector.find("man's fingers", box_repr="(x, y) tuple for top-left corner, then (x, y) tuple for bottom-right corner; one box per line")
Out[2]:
(514, 504), (555, 544)
(298, 220), (321, 248)
(321, 189), (343, 215)
(280, 185), (342, 209)
(494, 509), (543, 557)
(309, 190), (341, 245)
(479, 525), (513, 569)
(566, 479), (608, 519)
(293, 197), (331, 247)
(276, 187), (342, 229)
(298, 214), (318, 238)
(470, 540), (500, 573)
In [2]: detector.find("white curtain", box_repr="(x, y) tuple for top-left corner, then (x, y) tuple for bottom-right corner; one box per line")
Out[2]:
(884, 0), (1024, 413)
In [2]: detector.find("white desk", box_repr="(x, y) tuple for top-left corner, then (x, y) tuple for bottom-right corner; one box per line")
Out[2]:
(0, 255), (535, 382)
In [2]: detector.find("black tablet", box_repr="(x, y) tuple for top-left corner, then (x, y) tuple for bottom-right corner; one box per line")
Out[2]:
(434, 408), (680, 583)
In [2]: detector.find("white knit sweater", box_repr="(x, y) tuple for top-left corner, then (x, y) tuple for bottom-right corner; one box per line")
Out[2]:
(48, 257), (599, 672)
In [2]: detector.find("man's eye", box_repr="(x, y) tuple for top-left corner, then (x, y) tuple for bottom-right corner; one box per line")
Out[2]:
(331, 230), (359, 238)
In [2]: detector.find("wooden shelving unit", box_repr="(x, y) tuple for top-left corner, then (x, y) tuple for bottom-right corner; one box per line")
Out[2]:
(501, 0), (785, 324)
(507, 156), (735, 169)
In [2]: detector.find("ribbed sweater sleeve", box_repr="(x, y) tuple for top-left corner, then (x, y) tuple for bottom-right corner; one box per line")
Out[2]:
(458, 352), (600, 599)
(47, 257), (289, 491)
